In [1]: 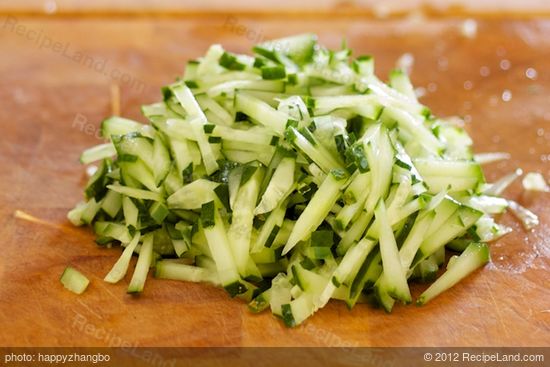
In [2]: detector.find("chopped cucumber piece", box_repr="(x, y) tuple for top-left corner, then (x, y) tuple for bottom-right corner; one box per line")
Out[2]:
(255, 33), (316, 66)
(80, 143), (116, 164)
(167, 179), (219, 210)
(60, 267), (90, 295)
(522, 172), (549, 192)
(414, 158), (484, 193)
(101, 116), (150, 139)
(235, 92), (288, 135)
(122, 196), (139, 228)
(507, 200), (539, 230)
(101, 189), (122, 218)
(107, 184), (162, 201)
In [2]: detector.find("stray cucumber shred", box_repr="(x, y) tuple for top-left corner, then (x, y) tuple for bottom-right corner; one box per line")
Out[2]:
(522, 172), (550, 192)
(67, 34), (537, 326)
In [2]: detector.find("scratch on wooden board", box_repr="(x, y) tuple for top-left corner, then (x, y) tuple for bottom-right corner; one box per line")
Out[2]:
(14, 209), (81, 235)
(77, 299), (104, 320)
(88, 272), (125, 306)
(14, 209), (59, 227)
(484, 278), (510, 339)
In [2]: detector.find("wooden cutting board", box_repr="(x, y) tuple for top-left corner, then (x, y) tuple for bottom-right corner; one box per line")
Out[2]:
(0, 14), (549, 347)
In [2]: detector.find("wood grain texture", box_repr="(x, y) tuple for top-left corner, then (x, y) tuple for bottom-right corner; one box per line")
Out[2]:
(0, 15), (549, 347)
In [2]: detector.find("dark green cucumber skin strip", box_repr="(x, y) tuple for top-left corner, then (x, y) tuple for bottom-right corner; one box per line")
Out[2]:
(214, 184), (231, 212)
(219, 52), (246, 71)
(291, 265), (304, 291)
(265, 225), (280, 248)
(249, 294), (269, 313)
(85, 158), (112, 200)
(149, 202), (169, 224)
(311, 230), (333, 247)
(261, 66), (286, 80)
(224, 281), (248, 297)
(345, 144), (369, 173)
(281, 304), (296, 327)
(300, 258), (316, 270)
(240, 165), (259, 186)
(200, 201), (216, 228)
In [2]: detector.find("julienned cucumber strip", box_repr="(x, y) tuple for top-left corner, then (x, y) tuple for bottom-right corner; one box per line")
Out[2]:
(127, 233), (154, 293)
(374, 200), (411, 303)
(417, 242), (490, 305)
(228, 165), (264, 278)
(155, 261), (220, 285)
(104, 233), (141, 284)
(282, 169), (348, 255)
(68, 34), (531, 326)
(254, 157), (295, 215)
(201, 200), (248, 296)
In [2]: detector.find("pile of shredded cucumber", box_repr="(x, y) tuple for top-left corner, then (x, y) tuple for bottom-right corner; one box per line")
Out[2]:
(67, 34), (538, 326)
